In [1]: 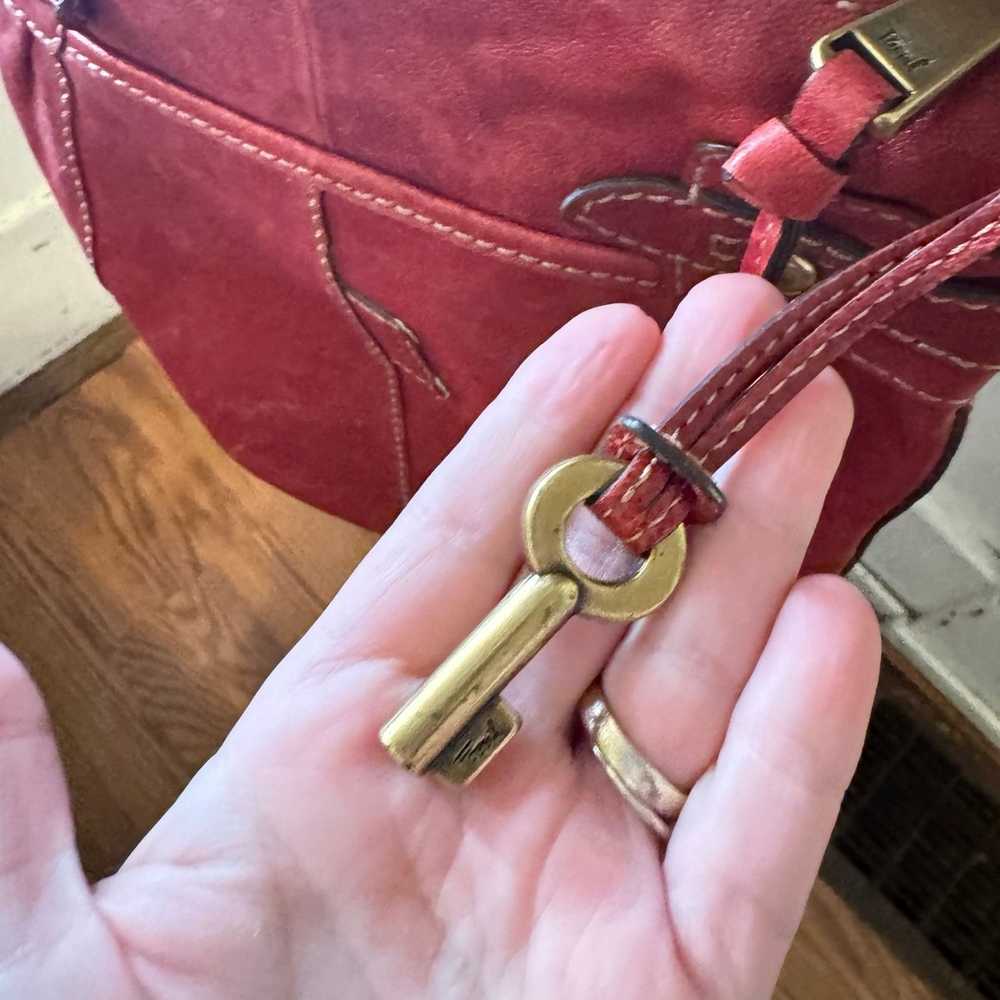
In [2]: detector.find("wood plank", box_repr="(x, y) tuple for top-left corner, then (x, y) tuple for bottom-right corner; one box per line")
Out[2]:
(0, 341), (373, 876)
(776, 878), (944, 1000)
(0, 340), (939, 996)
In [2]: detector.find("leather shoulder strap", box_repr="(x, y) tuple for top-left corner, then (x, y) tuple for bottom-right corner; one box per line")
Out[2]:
(592, 188), (1000, 553)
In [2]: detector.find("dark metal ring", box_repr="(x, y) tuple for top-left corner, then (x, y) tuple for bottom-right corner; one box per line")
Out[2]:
(612, 415), (727, 514)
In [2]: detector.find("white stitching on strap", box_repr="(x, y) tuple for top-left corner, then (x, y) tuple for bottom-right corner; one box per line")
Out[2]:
(624, 493), (685, 544)
(700, 217), (1000, 460)
(309, 191), (410, 505)
(603, 259), (898, 519)
(577, 187), (753, 228)
(58, 46), (658, 291)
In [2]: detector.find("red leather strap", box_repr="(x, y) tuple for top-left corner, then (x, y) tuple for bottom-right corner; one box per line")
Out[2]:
(724, 50), (897, 278)
(592, 188), (1000, 553)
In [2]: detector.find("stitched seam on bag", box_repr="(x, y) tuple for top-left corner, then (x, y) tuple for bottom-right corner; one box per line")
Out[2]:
(309, 191), (410, 505)
(573, 212), (716, 276)
(708, 234), (742, 263)
(926, 290), (1000, 315)
(5, 3), (97, 263)
(833, 198), (916, 228)
(51, 40), (95, 264)
(57, 47), (659, 292)
(3, 0), (57, 43)
(878, 325), (1000, 372)
(843, 352), (973, 406)
(700, 217), (1000, 460)
(672, 258), (686, 300)
(344, 291), (450, 399)
(575, 159), (1000, 317)
(575, 155), (755, 234)
(570, 146), (746, 277)
(574, 192), (751, 258)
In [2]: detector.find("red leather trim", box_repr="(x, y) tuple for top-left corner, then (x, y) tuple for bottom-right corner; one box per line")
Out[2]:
(784, 50), (898, 160)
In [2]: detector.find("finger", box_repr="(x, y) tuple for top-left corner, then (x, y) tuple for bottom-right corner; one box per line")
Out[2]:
(515, 273), (787, 718)
(597, 364), (853, 787)
(0, 646), (90, 955)
(286, 304), (660, 679)
(663, 575), (880, 999)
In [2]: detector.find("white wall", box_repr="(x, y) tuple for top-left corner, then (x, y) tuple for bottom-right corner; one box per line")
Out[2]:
(0, 83), (118, 392)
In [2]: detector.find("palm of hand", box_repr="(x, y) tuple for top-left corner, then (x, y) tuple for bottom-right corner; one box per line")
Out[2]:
(2, 278), (880, 1000)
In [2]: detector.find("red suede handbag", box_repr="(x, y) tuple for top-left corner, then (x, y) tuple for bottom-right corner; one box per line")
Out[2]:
(3, 0), (999, 570)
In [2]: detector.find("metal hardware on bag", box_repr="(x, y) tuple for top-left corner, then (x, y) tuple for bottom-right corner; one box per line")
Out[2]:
(777, 254), (818, 297)
(812, 0), (1000, 138)
(379, 455), (687, 784)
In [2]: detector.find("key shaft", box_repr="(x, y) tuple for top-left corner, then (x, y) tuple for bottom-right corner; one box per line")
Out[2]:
(379, 571), (579, 776)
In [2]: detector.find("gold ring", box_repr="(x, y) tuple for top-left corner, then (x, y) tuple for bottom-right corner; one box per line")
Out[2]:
(579, 682), (688, 839)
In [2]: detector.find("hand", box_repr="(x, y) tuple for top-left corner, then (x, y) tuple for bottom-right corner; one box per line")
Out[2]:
(0, 275), (880, 1000)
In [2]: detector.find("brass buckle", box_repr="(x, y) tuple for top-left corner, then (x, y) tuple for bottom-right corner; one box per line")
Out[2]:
(811, 0), (1000, 138)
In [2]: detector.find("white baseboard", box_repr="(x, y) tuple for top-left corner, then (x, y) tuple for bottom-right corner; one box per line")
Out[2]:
(854, 384), (1000, 749)
(0, 183), (119, 395)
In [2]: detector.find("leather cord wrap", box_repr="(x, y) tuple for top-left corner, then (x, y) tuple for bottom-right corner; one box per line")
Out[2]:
(725, 50), (898, 279)
(592, 188), (1000, 554)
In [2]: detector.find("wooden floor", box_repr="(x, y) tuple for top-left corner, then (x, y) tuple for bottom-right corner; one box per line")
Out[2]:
(0, 341), (940, 999)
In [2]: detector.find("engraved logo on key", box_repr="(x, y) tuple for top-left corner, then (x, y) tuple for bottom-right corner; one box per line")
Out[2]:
(453, 720), (502, 766)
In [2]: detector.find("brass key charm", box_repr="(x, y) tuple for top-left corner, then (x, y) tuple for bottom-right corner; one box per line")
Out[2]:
(380, 455), (687, 784)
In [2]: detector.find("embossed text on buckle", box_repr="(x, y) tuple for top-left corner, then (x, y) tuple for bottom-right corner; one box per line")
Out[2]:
(811, 0), (1000, 138)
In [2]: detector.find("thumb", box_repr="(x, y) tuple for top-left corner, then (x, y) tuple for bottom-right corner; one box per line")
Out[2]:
(0, 645), (89, 957)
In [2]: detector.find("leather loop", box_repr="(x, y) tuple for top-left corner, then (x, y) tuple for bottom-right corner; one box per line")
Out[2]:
(725, 50), (898, 277)
(593, 188), (1000, 554)
(724, 118), (847, 220)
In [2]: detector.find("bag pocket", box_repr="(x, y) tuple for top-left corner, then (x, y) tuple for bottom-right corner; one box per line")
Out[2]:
(49, 28), (671, 530)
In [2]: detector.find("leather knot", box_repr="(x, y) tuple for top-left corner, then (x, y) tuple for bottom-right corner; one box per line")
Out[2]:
(722, 118), (846, 221)
(722, 49), (899, 277)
